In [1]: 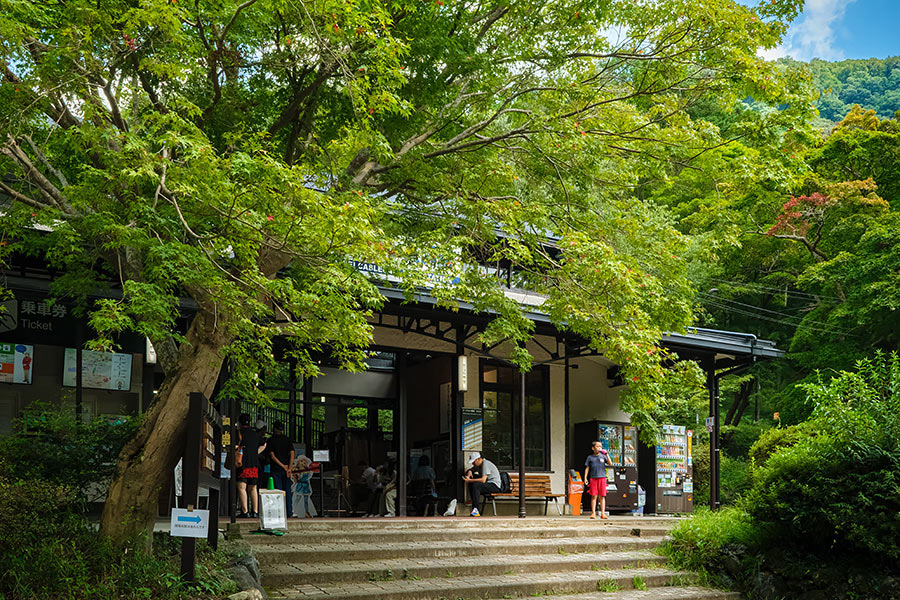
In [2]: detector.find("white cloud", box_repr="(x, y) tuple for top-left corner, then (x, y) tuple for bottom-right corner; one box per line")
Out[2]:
(761, 0), (855, 61)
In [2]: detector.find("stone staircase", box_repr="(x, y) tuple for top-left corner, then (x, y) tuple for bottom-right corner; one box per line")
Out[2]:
(240, 516), (738, 600)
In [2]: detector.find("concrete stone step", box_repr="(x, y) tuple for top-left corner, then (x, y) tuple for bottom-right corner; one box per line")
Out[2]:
(253, 534), (667, 565)
(235, 516), (684, 532)
(261, 549), (667, 587)
(266, 566), (692, 600)
(245, 524), (671, 545)
(515, 587), (741, 600)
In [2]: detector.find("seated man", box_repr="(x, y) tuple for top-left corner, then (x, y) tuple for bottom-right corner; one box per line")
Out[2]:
(462, 453), (501, 517)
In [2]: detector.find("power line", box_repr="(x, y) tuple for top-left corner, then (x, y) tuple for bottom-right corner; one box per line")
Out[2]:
(703, 278), (843, 302)
(699, 297), (856, 337)
(698, 292), (843, 330)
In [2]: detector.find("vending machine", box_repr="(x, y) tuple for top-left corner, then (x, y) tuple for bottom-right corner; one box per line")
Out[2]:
(638, 424), (694, 514)
(573, 420), (639, 512)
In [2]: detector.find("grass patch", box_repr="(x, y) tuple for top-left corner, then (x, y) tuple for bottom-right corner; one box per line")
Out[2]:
(632, 575), (647, 591)
(597, 578), (621, 592)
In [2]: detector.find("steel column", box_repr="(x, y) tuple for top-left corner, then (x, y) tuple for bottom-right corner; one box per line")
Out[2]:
(397, 352), (408, 517)
(518, 370), (526, 518)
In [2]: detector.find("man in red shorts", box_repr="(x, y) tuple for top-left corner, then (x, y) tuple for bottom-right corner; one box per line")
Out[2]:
(583, 441), (610, 519)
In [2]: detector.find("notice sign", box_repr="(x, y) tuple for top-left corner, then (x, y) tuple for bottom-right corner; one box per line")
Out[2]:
(63, 348), (132, 390)
(705, 417), (714, 433)
(170, 508), (210, 538)
(461, 408), (483, 451)
(259, 489), (287, 530)
(0, 343), (33, 384)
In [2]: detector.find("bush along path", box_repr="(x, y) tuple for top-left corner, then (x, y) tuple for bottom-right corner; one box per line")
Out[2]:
(237, 516), (737, 600)
(662, 354), (900, 600)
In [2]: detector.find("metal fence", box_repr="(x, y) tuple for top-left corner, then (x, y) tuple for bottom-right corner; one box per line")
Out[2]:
(239, 401), (323, 447)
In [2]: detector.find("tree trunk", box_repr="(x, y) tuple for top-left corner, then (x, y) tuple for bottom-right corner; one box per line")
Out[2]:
(730, 380), (753, 426)
(100, 310), (229, 547)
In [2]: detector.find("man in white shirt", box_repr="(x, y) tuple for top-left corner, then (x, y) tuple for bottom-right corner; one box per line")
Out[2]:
(462, 453), (502, 517)
(360, 461), (382, 517)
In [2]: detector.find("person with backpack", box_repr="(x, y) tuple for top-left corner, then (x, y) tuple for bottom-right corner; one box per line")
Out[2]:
(462, 453), (502, 517)
(584, 441), (610, 519)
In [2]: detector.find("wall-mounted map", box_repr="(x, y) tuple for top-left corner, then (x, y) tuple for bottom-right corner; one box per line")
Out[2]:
(63, 348), (132, 391)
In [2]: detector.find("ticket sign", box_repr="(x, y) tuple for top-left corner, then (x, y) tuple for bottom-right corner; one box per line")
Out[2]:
(170, 508), (210, 538)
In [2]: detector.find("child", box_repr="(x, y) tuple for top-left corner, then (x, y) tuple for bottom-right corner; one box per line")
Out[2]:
(291, 455), (317, 518)
(583, 441), (610, 519)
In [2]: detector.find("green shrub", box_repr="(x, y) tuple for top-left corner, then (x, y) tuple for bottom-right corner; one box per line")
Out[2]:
(668, 354), (900, 598)
(747, 437), (900, 560)
(747, 421), (815, 468)
(664, 507), (762, 572)
(0, 408), (235, 600)
(0, 403), (140, 503)
(690, 441), (710, 508)
(720, 421), (769, 459)
(0, 485), (234, 600)
(745, 352), (900, 562)
(719, 455), (751, 505)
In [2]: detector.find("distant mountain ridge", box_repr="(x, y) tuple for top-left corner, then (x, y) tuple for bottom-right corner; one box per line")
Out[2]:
(807, 56), (900, 123)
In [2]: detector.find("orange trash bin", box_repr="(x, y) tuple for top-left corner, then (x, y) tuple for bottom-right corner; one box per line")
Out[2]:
(567, 470), (584, 516)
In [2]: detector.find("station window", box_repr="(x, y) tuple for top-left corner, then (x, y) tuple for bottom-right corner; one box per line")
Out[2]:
(480, 361), (549, 470)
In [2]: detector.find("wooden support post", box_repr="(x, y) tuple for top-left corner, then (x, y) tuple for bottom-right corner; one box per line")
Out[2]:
(208, 401), (220, 550)
(181, 392), (202, 582)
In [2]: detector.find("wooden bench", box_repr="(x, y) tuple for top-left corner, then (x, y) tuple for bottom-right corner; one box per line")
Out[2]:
(480, 473), (565, 516)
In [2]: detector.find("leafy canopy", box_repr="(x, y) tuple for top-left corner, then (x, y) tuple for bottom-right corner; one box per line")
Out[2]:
(0, 0), (807, 424)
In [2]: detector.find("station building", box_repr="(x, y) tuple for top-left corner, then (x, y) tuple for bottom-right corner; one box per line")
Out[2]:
(0, 254), (782, 516)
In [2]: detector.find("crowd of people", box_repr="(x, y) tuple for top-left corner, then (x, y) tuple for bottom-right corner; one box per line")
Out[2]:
(230, 413), (611, 519)
(234, 414), (318, 519)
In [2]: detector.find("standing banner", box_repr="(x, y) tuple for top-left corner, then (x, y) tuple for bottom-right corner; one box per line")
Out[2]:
(258, 489), (287, 530)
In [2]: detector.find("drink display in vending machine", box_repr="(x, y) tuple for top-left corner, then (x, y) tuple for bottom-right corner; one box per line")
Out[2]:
(648, 424), (693, 514)
(573, 420), (640, 512)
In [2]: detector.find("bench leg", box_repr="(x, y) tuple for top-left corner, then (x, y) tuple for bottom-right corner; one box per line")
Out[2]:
(555, 497), (562, 516)
(492, 497), (497, 516)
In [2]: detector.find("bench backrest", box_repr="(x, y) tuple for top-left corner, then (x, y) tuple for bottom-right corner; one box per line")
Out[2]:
(506, 473), (553, 495)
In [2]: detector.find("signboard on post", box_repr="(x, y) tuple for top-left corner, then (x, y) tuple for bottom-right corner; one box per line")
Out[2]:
(259, 489), (287, 530)
(705, 417), (714, 433)
(170, 508), (210, 538)
(461, 407), (483, 451)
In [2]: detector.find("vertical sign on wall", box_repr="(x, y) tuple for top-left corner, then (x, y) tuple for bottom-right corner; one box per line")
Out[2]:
(461, 407), (483, 451)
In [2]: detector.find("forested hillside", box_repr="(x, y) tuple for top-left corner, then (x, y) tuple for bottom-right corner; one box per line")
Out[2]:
(809, 56), (900, 123)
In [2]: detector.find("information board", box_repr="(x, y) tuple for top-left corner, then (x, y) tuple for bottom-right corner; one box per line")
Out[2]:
(63, 348), (132, 390)
(259, 489), (287, 530)
(461, 408), (483, 451)
(0, 343), (33, 384)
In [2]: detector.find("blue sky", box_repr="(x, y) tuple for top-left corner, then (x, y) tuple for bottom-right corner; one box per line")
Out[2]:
(754, 0), (900, 62)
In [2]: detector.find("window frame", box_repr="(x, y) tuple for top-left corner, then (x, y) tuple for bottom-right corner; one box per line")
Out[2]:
(478, 359), (550, 471)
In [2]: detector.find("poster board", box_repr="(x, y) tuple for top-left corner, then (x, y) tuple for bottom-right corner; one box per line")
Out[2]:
(461, 407), (483, 451)
(63, 348), (132, 390)
(259, 489), (287, 530)
(0, 343), (33, 384)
